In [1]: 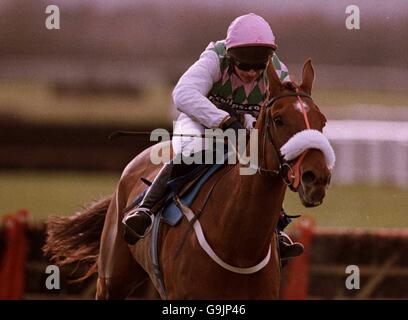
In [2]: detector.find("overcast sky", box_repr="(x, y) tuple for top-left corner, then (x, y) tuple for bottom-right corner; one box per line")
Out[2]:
(10, 0), (406, 19)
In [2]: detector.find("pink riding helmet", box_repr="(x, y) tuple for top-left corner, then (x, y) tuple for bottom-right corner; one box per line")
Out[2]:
(225, 13), (277, 50)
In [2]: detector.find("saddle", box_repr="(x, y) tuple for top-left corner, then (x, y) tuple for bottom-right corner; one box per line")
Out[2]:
(124, 162), (217, 223)
(124, 148), (230, 223)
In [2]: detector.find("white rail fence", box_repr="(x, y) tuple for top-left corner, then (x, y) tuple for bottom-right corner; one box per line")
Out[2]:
(324, 120), (408, 188)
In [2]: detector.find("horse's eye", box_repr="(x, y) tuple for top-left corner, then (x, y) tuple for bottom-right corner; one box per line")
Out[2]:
(273, 116), (284, 127)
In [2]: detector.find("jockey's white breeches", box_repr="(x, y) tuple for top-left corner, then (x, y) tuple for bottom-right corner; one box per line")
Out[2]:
(172, 113), (213, 157)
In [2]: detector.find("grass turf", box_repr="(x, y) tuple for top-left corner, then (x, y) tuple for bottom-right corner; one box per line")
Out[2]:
(0, 170), (407, 228)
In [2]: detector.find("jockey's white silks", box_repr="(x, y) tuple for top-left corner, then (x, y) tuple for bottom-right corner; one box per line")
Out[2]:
(280, 129), (336, 170)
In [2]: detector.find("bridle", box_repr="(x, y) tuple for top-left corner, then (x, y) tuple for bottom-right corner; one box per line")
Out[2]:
(258, 90), (313, 191)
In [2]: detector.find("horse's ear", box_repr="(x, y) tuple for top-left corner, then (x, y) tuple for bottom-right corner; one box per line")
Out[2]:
(300, 58), (314, 95)
(266, 57), (282, 97)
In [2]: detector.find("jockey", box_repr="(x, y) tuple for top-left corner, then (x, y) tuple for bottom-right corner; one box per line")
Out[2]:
(122, 13), (304, 259)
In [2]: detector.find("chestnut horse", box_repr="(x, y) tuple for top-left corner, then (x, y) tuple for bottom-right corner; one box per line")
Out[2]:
(44, 59), (334, 299)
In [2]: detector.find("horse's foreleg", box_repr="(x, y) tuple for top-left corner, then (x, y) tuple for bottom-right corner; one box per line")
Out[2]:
(95, 277), (130, 300)
(96, 277), (108, 300)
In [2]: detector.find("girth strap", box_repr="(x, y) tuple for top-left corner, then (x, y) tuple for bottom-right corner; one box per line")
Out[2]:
(150, 214), (167, 299)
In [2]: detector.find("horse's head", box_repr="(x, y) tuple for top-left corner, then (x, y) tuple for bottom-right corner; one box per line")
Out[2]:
(256, 59), (335, 207)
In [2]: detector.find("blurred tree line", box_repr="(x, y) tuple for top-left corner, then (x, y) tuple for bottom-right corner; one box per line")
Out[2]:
(0, 0), (406, 71)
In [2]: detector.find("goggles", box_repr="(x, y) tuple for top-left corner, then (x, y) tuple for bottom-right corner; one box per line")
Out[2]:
(233, 59), (268, 71)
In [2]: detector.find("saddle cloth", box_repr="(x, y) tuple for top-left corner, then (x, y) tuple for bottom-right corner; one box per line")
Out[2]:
(128, 152), (229, 226)
(162, 161), (225, 225)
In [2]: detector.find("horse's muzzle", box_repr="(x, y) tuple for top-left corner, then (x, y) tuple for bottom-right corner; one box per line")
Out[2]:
(298, 170), (329, 207)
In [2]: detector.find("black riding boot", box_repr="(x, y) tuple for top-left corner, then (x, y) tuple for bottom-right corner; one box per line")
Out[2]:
(122, 162), (174, 244)
(278, 230), (304, 260)
(278, 208), (304, 260)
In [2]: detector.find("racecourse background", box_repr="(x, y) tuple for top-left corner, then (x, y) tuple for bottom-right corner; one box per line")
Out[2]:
(0, 0), (407, 300)
(0, 85), (407, 228)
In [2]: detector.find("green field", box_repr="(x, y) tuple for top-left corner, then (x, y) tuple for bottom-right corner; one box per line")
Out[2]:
(0, 170), (407, 228)
(0, 80), (171, 126)
(1, 80), (408, 127)
(0, 171), (119, 222)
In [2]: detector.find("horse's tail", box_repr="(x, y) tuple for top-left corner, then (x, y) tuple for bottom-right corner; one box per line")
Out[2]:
(43, 196), (112, 282)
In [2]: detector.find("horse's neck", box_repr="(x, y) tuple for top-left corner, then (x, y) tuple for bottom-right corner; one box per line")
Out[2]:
(208, 163), (286, 266)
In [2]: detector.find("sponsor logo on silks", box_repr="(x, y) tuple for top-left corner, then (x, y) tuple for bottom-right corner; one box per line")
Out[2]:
(208, 94), (261, 113)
